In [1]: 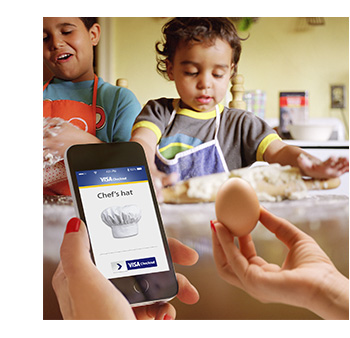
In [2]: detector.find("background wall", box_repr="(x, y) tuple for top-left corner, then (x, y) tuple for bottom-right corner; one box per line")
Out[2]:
(97, 17), (177, 103)
(97, 17), (349, 137)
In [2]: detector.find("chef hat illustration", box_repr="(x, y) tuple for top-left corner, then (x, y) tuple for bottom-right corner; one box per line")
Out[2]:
(101, 204), (142, 238)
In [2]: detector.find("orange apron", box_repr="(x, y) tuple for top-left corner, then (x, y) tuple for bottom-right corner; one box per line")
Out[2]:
(43, 75), (98, 195)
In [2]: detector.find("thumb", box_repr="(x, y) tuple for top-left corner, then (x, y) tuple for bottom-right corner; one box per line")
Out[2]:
(259, 207), (307, 249)
(60, 218), (93, 272)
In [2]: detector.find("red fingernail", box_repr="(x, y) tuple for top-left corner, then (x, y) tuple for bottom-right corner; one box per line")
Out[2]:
(66, 217), (81, 234)
(163, 314), (173, 320)
(210, 220), (216, 233)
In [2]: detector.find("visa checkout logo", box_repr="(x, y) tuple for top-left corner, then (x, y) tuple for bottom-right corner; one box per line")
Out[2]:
(126, 257), (157, 270)
(99, 176), (127, 183)
(99, 176), (117, 183)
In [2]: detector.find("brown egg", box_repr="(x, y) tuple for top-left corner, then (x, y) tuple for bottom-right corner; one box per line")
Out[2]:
(215, 178), (260, 237)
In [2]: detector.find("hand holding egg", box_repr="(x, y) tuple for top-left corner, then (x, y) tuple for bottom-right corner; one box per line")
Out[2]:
(215, 178), (260, 237)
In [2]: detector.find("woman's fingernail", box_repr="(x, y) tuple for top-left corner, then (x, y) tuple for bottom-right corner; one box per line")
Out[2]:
(163, 314), (174, 320)
(66, 217), (81, 234)
(210, 220), (216, 233)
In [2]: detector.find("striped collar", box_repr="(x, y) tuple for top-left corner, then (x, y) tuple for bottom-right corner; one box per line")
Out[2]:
(172, 99), (225, 120)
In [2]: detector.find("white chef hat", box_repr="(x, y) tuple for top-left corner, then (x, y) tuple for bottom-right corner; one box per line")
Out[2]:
(101, 205), (142, 238)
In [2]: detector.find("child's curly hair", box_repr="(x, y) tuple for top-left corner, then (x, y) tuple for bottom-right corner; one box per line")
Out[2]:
(156, 17), (243, 80)
(79, 17), (98, 31)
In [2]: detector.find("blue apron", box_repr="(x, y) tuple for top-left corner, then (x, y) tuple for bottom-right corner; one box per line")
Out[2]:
(155, 103), (229, 181)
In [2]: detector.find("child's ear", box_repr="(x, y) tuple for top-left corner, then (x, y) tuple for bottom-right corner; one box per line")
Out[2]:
(230, 63), (235, 74)
(230, 63), (235, 78)
(90, 23), (101, 46)
(166, 59), (175, 81)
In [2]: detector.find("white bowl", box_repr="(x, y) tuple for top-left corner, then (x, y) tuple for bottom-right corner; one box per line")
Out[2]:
(288, 123), (334, 141)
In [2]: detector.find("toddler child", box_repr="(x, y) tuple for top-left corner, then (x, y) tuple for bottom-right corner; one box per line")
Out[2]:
(130, 17), (348, 194)
(43, 17), (141, 195)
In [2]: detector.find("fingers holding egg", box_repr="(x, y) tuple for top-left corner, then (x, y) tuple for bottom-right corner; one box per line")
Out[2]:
(215, 178), (260, 237)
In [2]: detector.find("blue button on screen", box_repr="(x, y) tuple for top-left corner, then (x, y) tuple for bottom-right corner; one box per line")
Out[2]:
(126, 257), (157, 270)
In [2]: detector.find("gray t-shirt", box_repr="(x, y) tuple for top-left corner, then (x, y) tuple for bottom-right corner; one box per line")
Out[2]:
(132, 98), (279, 170)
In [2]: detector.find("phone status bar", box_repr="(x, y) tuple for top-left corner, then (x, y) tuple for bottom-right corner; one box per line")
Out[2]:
(76, 166), (147, 187)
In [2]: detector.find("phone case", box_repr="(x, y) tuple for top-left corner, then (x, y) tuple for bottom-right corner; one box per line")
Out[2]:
(64, 142), (178, 306)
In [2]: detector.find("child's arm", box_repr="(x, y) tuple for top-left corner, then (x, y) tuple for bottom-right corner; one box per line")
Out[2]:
(130, 127), (178, 199)
(130, 127), (159, 172)
(264, 139), (349, 179)
(44, 120), (102, 159)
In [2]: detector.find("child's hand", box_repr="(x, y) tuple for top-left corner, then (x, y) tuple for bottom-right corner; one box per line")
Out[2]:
(297, 153), (349, 179)
(150, 169), (178, 203)
(43, 118), (101, 159)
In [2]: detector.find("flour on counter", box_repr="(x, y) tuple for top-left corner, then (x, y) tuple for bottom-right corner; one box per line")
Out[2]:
(163, 164), (308, 203)
(230, 164), (308, 202)
(187, 164), (308, 202)
(187, 172), (229, 201)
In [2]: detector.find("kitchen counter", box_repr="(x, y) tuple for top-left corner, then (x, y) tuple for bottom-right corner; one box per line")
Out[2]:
(43, 192), (349, 320)
(284, 140), (349, 148)
(161, 194), (348, 319)
(285, 140), (349, 197)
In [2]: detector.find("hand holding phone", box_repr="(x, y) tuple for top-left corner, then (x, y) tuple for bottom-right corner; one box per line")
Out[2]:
(65, 142), (178, 306)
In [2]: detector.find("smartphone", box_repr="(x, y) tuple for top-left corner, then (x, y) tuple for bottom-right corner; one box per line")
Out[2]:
(64, 142), (178, 306)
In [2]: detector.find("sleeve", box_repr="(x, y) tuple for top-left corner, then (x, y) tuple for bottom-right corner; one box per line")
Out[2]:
(110, 87), (142, 142)
(132, 98), (173, 143)
(241, 113), (280, 163)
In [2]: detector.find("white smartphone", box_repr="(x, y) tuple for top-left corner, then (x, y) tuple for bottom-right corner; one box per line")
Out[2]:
(64, 142), (178, 306)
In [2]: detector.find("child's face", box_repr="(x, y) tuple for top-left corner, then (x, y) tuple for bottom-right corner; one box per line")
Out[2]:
(43, 17), (100, 82)
(166, 38), (234, 112)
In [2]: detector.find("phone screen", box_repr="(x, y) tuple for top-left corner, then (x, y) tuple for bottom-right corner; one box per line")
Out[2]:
(75, 165), (170, 280)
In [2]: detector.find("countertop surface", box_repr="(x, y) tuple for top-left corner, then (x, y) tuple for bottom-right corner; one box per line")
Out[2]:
(161, 195), (349, 320)
(283, 140), (349, 148)
(43, 193), (349, 320)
